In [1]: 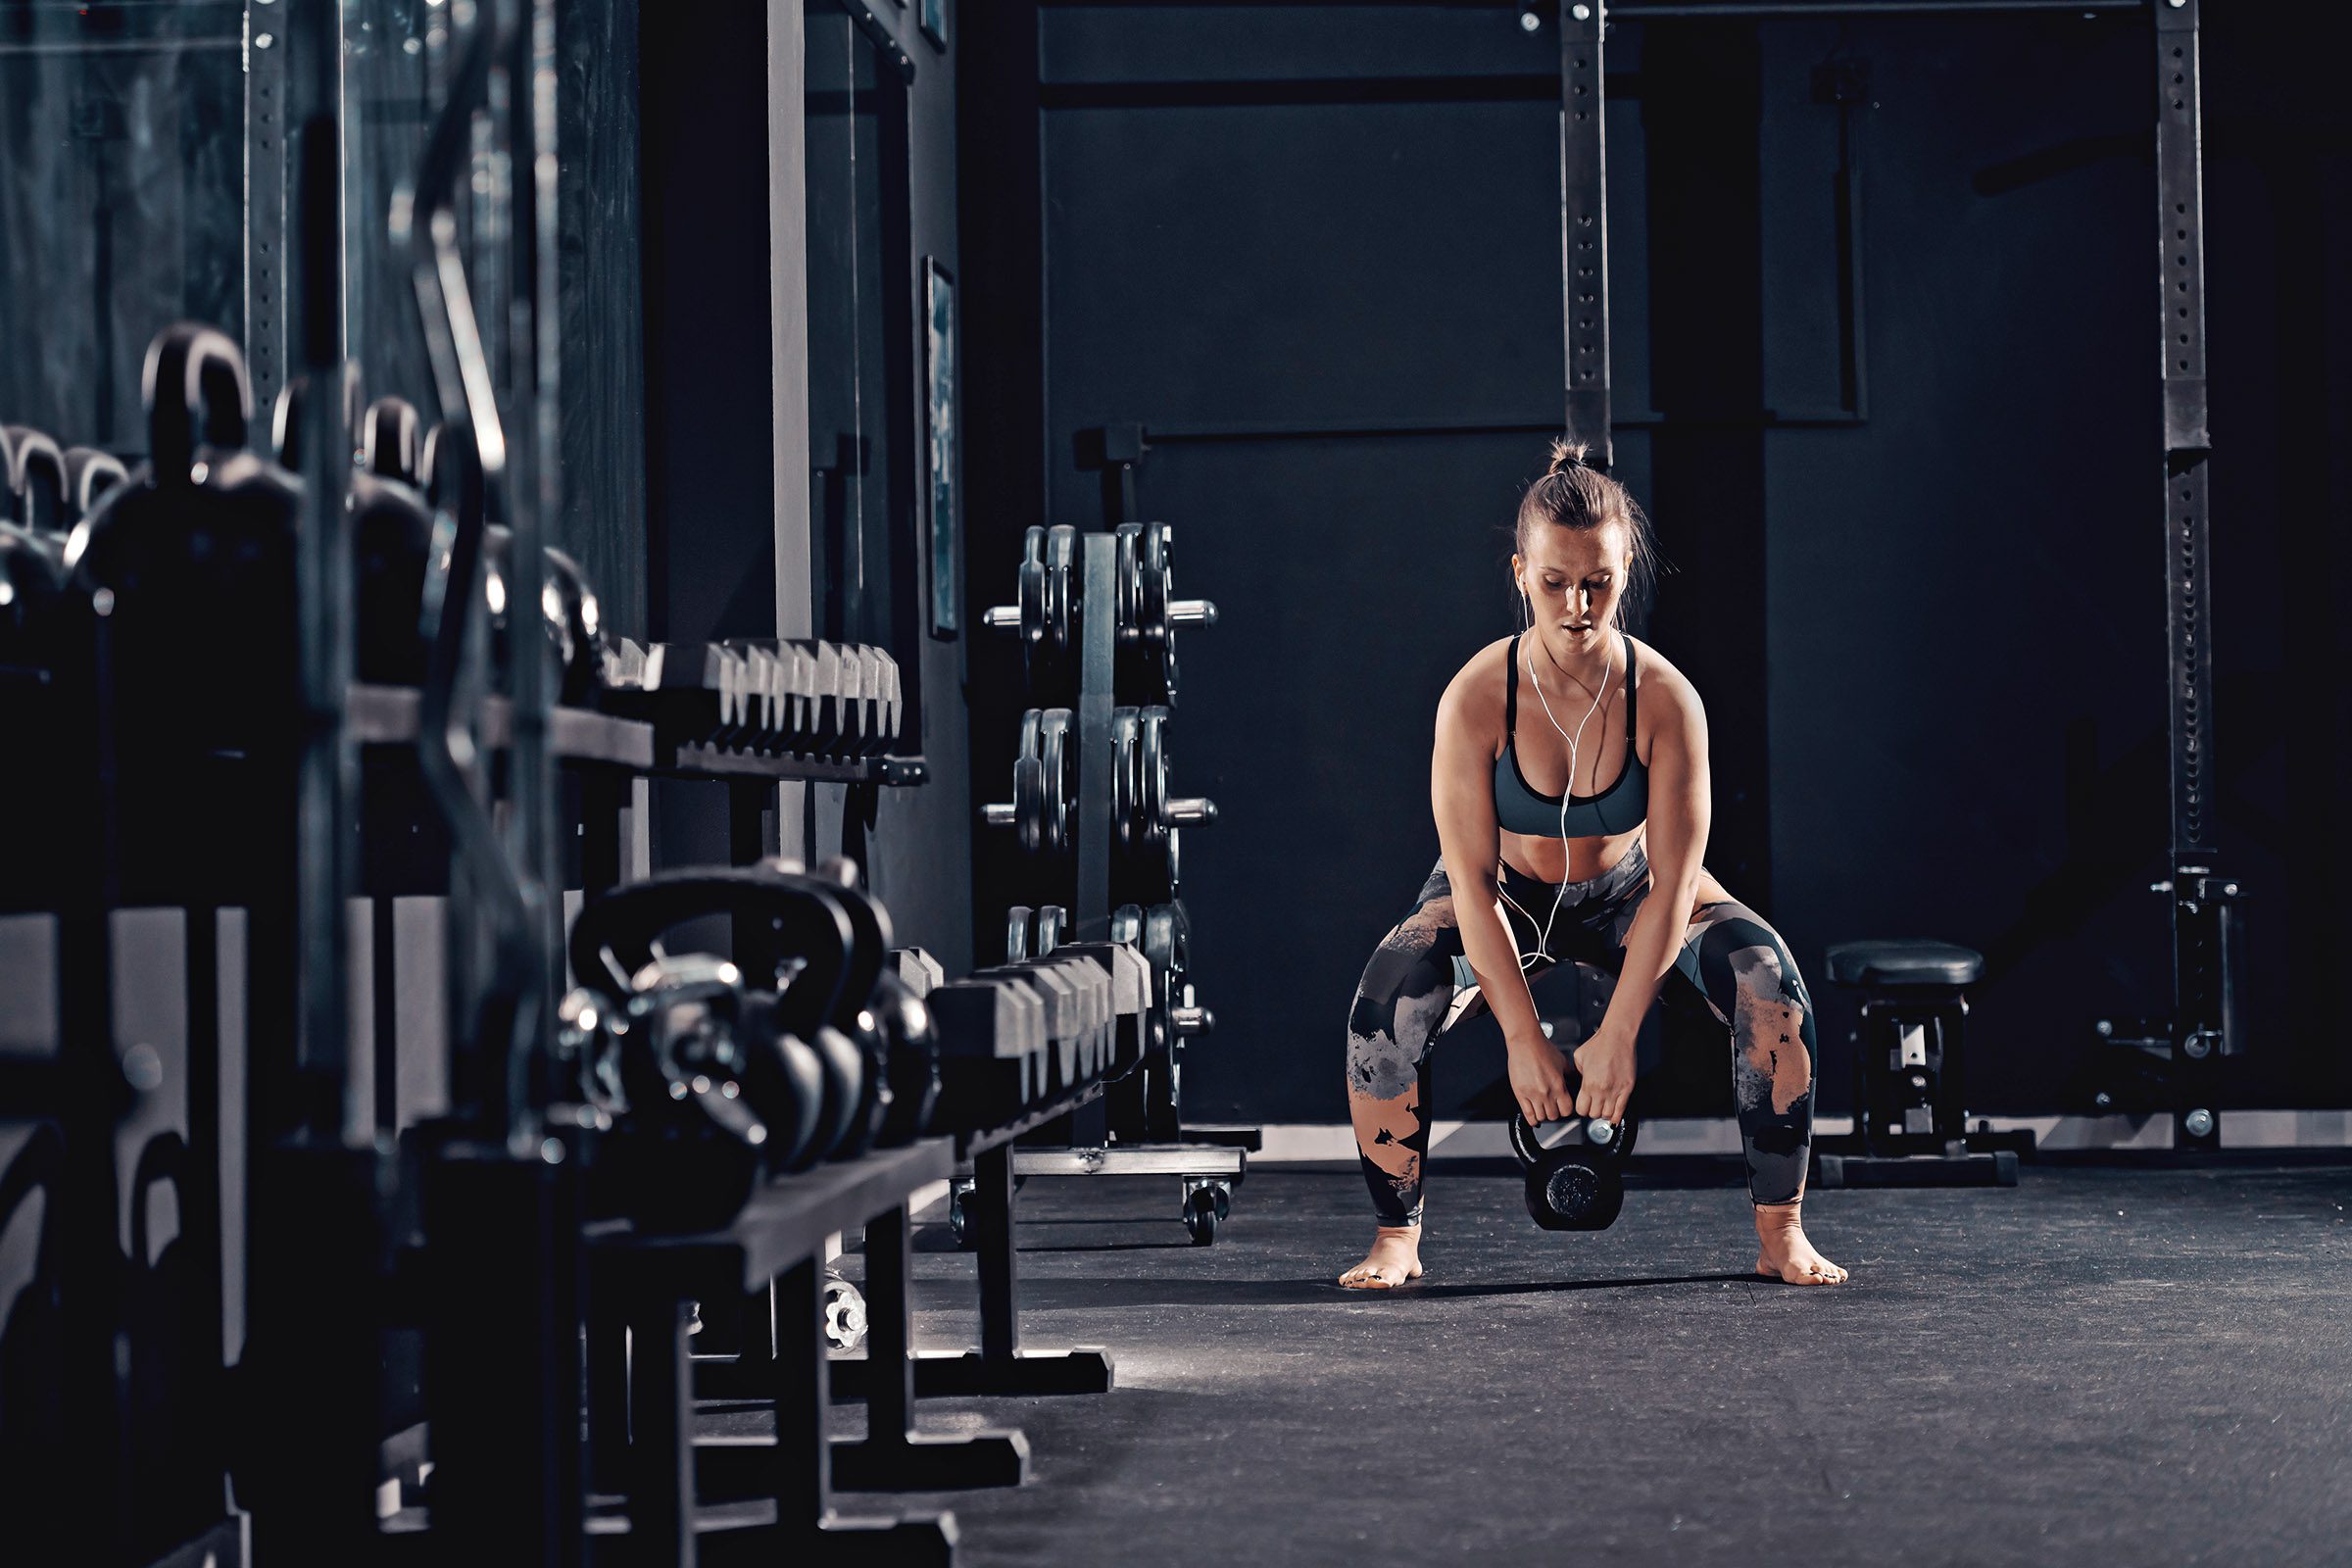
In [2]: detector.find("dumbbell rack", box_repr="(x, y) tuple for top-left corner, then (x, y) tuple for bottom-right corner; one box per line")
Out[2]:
(985, 528), (1250, 1241)
(572, 1139), (974, 1565)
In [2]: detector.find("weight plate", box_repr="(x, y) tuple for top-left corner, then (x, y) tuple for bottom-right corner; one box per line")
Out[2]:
(1145, 1050), (1182, 1144)
(1012, 758), (1044, 857)
(1038, 709), (1074, 855)
(1017, 527), (1047, 647)
(1139, 709), (1170, 849)
(1109, 904), (1144, 947)
(1148, 522), (1179, 706)
(1013, 709), (1045, 854)
(1044, 525), (1079, 662)
(1110, 707), (1141, 850)
(1159, 900), (1191, 976)
(1005, 905), (1034, 963)
(1113, 522), (1145, 648)
(1141, 520), (1170, 642)
(1142, 904), (1178, 979)
(1036, 905), (1067, 954)
(821, 1275), (869, 1351)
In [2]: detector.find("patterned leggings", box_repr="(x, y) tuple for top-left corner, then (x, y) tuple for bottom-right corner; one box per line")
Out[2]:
(1346, 838), (1817, 1225)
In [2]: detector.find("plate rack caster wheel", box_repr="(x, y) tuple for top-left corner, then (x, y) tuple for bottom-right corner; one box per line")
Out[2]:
(948, 1178), (979, 1251)
(821, 1271), (868, 1352)
(1182, 1181), (1231, 1246)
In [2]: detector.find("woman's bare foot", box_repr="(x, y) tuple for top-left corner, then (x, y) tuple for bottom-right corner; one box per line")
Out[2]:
(1752, 1201), (1848, 1285)
(1339, 1225), (1424, 1289)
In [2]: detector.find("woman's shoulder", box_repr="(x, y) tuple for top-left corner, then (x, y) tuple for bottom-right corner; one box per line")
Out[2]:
(1435, 636), (1513, 737)
(1626, 633), (1703, 727)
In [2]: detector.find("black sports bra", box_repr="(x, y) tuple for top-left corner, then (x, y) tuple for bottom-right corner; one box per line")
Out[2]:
(1492, 631), (1646, 838)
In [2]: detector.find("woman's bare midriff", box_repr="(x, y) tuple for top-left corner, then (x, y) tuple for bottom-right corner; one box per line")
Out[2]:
(1501, 825), (1730, 918)
(1499, 823), (1641, 888)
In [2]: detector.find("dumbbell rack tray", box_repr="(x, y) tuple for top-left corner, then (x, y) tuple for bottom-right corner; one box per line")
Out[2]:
(663, 742), (929, 787)
(348, 680), (656, 768)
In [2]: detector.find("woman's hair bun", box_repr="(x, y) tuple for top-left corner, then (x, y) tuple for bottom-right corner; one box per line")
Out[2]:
(1545, 438), (1589, 477)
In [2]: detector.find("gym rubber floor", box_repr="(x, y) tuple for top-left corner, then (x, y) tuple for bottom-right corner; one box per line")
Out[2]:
(802, 1163), (2352, 1566)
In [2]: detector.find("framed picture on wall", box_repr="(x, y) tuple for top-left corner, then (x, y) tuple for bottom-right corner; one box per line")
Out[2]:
(918, 0), (946, 51)
(925, 256), (958, 638)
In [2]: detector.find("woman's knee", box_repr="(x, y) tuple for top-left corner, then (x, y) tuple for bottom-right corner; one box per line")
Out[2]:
(1693, 912), (1817, 1113)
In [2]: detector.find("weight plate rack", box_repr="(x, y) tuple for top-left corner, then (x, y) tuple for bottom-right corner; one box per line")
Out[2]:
(981, 493), (1254, 1244)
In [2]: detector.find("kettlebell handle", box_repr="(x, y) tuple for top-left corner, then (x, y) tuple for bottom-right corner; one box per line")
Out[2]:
(758, 859), (897, 1035)
(0, 1123), (66, 1281)
(569, 869), (858, 1039)
(129, 1131), (189, 1272)
(144, 323), (252, 481)
(1512, 1107), (1640, 1161)
(4, 426), (68, 533)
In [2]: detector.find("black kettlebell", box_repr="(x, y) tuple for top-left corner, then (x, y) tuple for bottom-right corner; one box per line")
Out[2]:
(607, 956), (771, 1233)
(1518, 1110), (1640, 1232)
(798, 1014), (868, 1163)
(570, 866), (867, 1169)
(124, 1134), (219, 1544)
(361, 395), (423, 485)
(787, 858), (901, 1154)
(868, 966), (942, 1145)
(733, 987), (830, 1173)
(477, 525), (606, 707)
(65, 326), (303, 895)
(3, 426), (69, 541)
(541, 546), (606, 706)
(65, 325), (301, 679)
(0, 524), (65, 677)
(0, 1127), (70, 1564)
(350, 397), (435, 686)
(61, 448), (130, 527)
(271, 380), (437, 687)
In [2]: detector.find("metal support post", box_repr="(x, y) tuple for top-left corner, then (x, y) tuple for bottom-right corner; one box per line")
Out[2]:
(1074, 534), (1117, 933)
(2152, 0), (2238, 1151)
(830, 1201), (1029, 1492)
(1559, 0), (1613, 468)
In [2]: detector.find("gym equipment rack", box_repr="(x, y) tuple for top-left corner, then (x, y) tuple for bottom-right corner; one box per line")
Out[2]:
(1556, 0), (2241, 1149)
(985, 514), (1251, 1239)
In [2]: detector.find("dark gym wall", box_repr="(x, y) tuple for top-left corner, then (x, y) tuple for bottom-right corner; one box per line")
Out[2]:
(0, 7), (244, 446)
(559, 0), (650, 638)
(854, 3), (979, 977)
(965, 2), (2347, 1126)
(783, 0), (975, 970)
(639, 2), (974, 966)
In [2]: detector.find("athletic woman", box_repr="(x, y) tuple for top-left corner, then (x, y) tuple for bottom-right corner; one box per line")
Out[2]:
(1339, 442), (1846, 1290)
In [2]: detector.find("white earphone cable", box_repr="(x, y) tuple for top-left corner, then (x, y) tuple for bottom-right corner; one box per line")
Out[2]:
(1504, 586), (1617, 973)
(1522, 630), (1614, 966)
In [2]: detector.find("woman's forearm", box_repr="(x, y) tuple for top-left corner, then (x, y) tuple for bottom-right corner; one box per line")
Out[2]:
(1599, 876), (1696, 1041)
(1450, 871), (1545, 1047)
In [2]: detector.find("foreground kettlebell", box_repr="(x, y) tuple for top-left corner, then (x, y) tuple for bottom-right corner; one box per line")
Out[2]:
(1518, 1111), (1640, 1232)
